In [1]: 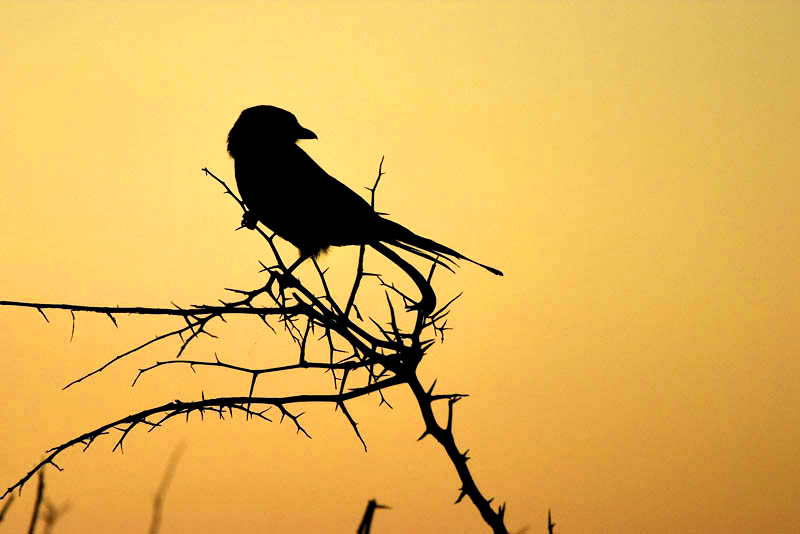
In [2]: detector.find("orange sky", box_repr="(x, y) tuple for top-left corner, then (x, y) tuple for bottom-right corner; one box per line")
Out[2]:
(1, 1), (798, 532)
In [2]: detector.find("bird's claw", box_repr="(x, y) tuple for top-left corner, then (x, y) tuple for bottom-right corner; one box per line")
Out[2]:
(241, 211), (259, 230)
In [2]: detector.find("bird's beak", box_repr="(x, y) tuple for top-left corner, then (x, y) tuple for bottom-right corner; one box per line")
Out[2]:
(297, 126), (317, 140)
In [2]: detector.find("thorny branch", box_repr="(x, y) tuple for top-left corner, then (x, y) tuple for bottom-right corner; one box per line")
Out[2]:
(3, 379), (405, 502)
(1, 161), (510, 533)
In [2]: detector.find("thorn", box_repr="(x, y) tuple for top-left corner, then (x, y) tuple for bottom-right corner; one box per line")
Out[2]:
(36, 307), (49, 323)
(420, 339), (436, 353)
(426, 379), (437, 395)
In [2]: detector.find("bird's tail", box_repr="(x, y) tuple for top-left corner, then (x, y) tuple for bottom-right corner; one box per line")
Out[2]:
(379, 218), (504, 276)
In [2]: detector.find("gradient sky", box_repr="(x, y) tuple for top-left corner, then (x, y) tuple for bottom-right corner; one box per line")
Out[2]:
(1, 1), (798, 533)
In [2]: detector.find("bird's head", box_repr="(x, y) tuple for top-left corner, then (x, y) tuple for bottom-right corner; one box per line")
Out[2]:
(227, 105), (317, 159)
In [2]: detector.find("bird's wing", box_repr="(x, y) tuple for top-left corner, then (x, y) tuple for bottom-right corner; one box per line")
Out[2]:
(290, 146), (381, 247)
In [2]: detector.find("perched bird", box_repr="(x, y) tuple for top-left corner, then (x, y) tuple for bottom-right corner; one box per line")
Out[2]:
(227, 105), (502, 311)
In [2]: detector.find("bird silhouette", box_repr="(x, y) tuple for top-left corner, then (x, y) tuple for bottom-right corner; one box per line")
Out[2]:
(227, 105), (502, 312)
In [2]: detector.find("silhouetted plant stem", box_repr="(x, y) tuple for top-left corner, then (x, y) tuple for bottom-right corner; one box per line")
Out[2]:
(407, 372), (509, 534)
(40, 498), (69, 534)
(357, 498), (390, 534)
(27, 469), (44, 534)
(148, 444), (184, 534)
(0, 493), (14, 524)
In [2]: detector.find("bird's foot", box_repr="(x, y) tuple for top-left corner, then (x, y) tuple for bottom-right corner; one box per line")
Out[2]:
(241, 211), (259, 230)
